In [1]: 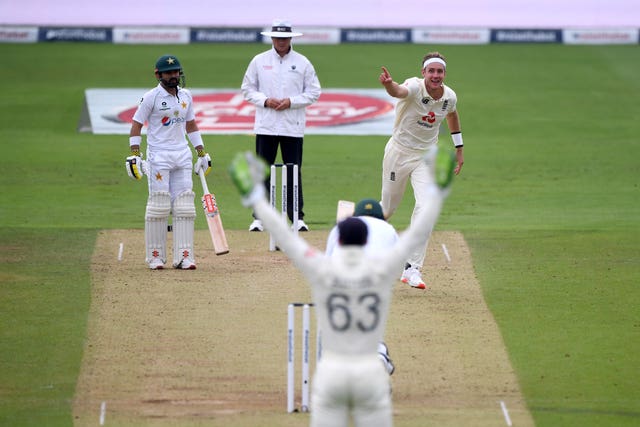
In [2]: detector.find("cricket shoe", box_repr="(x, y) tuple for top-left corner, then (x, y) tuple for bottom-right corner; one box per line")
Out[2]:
(401, 267), (426, 289)
(175, 258), (196, 270)
(296, 219), (309, 232)
(249, 219), (263, 232)
(148, 257), (165, 270)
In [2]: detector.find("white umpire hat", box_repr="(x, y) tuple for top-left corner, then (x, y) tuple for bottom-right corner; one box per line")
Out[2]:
(261, 19), (303, 38)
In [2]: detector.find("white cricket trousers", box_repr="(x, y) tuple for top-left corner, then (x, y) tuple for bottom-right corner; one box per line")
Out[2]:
(380, 138), (436, 269)
(311, 352), (392, 427)
(146, 146), (194, 201)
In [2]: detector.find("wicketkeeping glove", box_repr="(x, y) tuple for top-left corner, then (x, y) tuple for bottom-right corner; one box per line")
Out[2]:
(126, 154), (145, 180)
(432, 145), (456, 190)
(228, 151), (268, 207)
(194, 150), (212, 176)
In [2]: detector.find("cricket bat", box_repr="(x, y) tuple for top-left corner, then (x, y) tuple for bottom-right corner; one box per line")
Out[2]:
(198, 171), (229, 255)
(336, 200), (355, 222)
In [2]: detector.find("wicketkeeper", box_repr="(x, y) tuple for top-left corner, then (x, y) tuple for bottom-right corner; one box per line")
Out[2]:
(125, 54), (212, 270)
(227, 146), (455, 427)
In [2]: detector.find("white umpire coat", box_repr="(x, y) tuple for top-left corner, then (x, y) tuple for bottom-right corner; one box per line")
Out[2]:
(241, 47), (321, 137)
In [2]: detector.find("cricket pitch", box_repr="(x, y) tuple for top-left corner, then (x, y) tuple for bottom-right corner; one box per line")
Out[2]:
(73, 229), (534, 427)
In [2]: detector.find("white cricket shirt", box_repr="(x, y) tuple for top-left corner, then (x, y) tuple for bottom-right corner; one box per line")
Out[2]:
(254, 183), (444, 356)
(132, 84), (196, 152)
(392, 79), (457, 151)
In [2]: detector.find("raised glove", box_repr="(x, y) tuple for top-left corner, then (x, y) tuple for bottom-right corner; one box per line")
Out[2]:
(126, 155), (145, 180)
(228, 151), (268, 206)
(194, 151), (212, 176)
(433, 145), (456, 189)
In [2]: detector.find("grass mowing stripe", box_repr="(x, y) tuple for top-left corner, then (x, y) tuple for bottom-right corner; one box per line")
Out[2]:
(468, 229), (640, 426)
(0, 228), (96, 426)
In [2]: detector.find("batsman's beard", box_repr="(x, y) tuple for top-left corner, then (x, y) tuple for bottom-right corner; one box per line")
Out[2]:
(162, 77), (180, 88)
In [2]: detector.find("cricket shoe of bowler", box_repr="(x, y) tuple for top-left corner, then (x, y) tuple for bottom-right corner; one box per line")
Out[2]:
(401, 266), (426, 289)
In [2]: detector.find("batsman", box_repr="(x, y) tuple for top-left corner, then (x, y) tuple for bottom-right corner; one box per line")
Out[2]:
(125, 54), (212, 270)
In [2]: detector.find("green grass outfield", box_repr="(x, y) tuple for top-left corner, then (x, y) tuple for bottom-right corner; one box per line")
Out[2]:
(1, 42), (639, 426)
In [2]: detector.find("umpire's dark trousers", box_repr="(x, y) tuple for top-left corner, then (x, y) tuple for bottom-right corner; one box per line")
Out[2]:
(255, 134), (305, 221)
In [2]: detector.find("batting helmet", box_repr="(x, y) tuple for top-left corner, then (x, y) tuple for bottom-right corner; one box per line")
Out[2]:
(154, 55), (182, 73)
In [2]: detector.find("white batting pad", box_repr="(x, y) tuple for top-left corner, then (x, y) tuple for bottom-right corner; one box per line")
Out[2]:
(145, 191), (171, 264)
(172, 190), (196, 267)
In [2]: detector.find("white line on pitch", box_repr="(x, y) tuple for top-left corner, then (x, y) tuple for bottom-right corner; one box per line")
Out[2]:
(500, 400), (512, 426)
(99, 401), (107, 425)
(117, 243), (124, 261)
(441, 243), (451, 263)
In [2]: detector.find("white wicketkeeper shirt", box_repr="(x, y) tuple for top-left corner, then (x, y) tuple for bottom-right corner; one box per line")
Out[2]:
(132, 84), (196, 152)
(241, 47), (321, 137)
(392, 79), (457, 151)
(253, 183), (444, 356)
(253, 183), (444, 427)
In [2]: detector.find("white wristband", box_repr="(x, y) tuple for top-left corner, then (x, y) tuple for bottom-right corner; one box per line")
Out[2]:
(187, 130), (204, 149)
(451, 132), (463, 148)
(129, 135), (142, 147)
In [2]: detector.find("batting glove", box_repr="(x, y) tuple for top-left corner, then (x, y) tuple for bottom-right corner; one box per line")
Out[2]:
(126, 155), (145, 180)
(194, 150), (212, 176)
